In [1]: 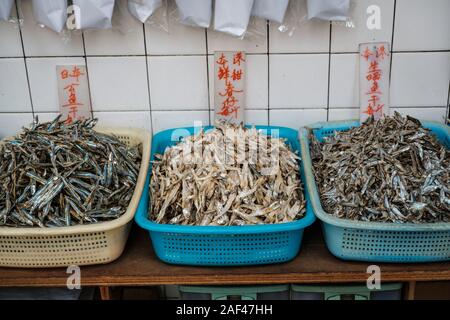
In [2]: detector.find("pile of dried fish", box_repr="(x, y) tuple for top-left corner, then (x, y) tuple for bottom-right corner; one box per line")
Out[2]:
(311, 112), (450, 223)
(150, 124), (305, 226)
(0, 116), (141, 228)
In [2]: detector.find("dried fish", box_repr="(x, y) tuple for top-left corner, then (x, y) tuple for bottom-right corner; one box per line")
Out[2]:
(311, 112), (449, 223)
(150, 124), (305, 225)
(0, 116), (141, 228)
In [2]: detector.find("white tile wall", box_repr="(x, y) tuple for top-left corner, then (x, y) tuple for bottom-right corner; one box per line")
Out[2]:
(270, 109), (327, 128)
(329, 54), (359, 108)
(0, 0), (449, 139)
(390, 107), (448, 123)
(269, 54), (328, 108)
(331, 0), (395, 53)
(0, 113), (33, 138)
(87, 56), (150, 111)
(207, 18), (268, 54)
(0, 8), (22, 57)
(0, 58), (31, 112)
(210, 109), (269, 126)
(394, 0), (450, 51)
(20, 0), (84, 57)
(94, 111), (152, 132)
(84, 26), (145, 56)
(328, 108), (359, 121)
(269, 20), (329, 54)
(27, 57), (86, 112)
(208, 54), (268, 110)
(390, 52), (450, 107)
(152, 110), (210, 133)
(145, 20), (206, 55)
(148, 55), (208, 110)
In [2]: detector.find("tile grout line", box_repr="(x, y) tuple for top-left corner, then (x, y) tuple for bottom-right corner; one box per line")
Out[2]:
(15, 0), (34, 118)
(266, 20), (270, 126)
(81, 32), (94, 119)
(446, 81), (450, 124)
(4, 106), (446, 115)
(204, 28), (211, 126)
(326, 22), (332, 121)
(2, 50), (448, 60)
(142, 23), (154, 136)
(389, 0), (397, 87)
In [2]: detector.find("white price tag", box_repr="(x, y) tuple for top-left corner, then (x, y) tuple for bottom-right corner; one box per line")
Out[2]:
(57, 65), (92, 123)
(359, 42), (391, 122)
(214, 51), (246, 125)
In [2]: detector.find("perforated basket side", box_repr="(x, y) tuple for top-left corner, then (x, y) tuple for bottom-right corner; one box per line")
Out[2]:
(150, 230), (303, 266)
(0, 224), (131, 267)
(323, 224), (450, 262)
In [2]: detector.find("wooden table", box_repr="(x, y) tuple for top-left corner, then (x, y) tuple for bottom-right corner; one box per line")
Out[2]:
(1, 222), (449, 300)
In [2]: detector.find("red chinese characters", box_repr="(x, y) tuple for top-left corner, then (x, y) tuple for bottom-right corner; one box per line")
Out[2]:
(361, 45), (389, 118)
(60, 66), (86, 123)
(216, 52), (245, 118)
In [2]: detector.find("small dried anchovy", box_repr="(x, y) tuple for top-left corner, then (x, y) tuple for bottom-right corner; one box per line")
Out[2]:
(0, 116), (142, 228)
(150, 124), (305, 226)
(311, 112), (450, 223)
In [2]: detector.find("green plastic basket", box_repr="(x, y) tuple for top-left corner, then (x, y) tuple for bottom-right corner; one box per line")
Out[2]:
(179, 285), (290, 300)
(291, 283), (403, 300)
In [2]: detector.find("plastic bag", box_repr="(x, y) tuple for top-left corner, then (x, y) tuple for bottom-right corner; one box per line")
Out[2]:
(0, 0), (14, 21)
(174, 0), (212, 28)
(275, 0), (307, 36)
(31, 0), (68, 33)
(128, 0), (162, 23)
(72, 0), (115, 29)
(307, 0), (350, 21)
(214, 0), (254, 38)
(251, 0), (289, 24)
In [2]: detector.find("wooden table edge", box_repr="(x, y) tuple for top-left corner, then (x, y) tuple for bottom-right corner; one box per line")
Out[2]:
(1, 271), (449, 287)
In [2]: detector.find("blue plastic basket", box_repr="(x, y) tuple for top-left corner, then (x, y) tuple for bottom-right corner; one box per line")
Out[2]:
(299, 120), (450, 263)
(135, 126), (315, 266)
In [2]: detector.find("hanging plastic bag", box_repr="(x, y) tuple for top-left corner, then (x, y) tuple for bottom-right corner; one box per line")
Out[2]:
(128, 0), (162, 23)
(307, 0), (350, 21)
(0, 0), (14, 21)
(275, 0), (307, 36)
(31, 0), (68, 33)
(251, 0), (289, 24)
(109, 0), (136, 34)
(174, 0), (212, 28)
(72, 0), (115, 29)
(214, 0), (254, 38)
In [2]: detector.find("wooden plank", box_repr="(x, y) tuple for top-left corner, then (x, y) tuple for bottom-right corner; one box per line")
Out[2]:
(99, 286), (112, 300)
(405, 281), (416, 300)
(0, 223), (449, 287)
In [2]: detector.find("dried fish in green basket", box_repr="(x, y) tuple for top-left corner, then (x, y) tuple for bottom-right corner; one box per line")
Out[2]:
(150, 124), (305, 226)
(311, 112), (449, 223)
(0, 116), (142, 228)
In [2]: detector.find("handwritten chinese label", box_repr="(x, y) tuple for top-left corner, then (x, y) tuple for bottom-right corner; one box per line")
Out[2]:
(359, 42), (390, 122)
(214, 51), (246, 125)
(57, 65), (91, 123)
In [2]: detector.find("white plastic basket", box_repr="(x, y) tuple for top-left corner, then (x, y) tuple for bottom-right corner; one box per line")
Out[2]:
(0, 127), (151, 268)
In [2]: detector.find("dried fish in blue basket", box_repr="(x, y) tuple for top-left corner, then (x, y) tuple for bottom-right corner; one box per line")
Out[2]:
(0, 116), (141, 228)
(310, 112), (449, 223)
(150, 123), (305, 226)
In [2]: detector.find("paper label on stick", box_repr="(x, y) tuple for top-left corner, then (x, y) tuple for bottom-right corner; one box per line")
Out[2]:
(359, 42), (390, 122)
(214, 51), (246, 125)
(57, 65), (92, 123)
